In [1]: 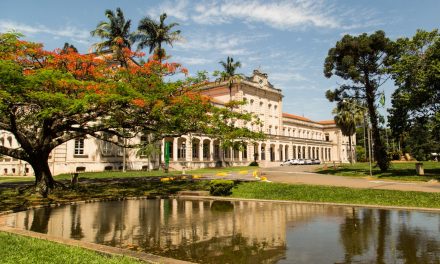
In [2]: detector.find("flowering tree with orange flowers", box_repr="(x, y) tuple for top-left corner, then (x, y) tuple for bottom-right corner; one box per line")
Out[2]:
(0, 32), (263, 196)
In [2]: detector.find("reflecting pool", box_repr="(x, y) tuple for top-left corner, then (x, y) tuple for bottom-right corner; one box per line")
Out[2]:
(4, 198), (440, 263)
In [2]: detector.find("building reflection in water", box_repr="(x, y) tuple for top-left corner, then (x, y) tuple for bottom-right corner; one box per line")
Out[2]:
(5, 199), (440, 264)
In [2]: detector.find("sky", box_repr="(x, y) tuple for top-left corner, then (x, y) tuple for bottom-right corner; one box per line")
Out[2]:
(1, 0), (439, 122)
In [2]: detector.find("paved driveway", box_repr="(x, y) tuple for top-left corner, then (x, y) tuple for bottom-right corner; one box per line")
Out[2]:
(261, 165), (440, 193)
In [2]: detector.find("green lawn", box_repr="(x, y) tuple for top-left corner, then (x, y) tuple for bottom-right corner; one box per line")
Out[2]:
(232, 181), (440, 208)
(0, 232), (143, 264)
(0, 166), (256, 183)
(317, 161), (440, 181)
(0, 177), (33, 184)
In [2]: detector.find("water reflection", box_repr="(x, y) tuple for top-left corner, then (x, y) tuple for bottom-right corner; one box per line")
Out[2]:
(5, 199), (440, 264)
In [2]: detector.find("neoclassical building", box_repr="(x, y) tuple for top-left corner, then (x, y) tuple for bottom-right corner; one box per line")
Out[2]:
(0, 70), (354, 176)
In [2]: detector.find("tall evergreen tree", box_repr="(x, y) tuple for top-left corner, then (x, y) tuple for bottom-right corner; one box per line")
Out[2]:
(324, 30), (392, 171)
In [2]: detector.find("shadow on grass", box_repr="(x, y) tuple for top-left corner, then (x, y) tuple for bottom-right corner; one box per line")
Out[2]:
(0, 177), (211, 212)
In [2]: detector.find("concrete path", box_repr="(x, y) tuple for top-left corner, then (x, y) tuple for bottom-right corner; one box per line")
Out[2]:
(261, 165), (440, 193)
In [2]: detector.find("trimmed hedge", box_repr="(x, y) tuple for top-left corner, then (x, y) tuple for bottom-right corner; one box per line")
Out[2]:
(210, 180), (234, 196)
(249, 161), (259, 166)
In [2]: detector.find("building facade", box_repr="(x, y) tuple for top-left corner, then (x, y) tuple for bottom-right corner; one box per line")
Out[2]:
(0, 69), (354, 176)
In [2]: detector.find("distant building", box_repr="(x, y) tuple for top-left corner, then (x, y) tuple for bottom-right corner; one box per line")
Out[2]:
(0, 69), (354, 175)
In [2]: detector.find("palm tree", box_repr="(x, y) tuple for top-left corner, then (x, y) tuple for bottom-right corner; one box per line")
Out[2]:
(133, 13), (181, 61)
(218, 56), (242, 101)
(333, 100), (363, 163)
(90, 7), (132, 67)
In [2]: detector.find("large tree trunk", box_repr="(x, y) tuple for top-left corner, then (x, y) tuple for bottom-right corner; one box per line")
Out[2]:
(30, 154), (55, 198)
(365, 83), (389, 171)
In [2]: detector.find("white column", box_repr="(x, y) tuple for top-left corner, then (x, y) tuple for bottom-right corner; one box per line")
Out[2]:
(173, 138), (178, 161)
(186, 137), (192, 162)
(289, 145), (293, 160)
(209, 140), (214, 161)
(161, 139), (165, 163)
(199, 138), (203, 161)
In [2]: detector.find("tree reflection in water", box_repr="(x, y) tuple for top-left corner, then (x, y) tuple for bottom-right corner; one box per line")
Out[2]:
(30, 207), (52, 233)
(5, 199), (440, 264)
(339, 208), (440, 264)
(70, 205), (84, 239)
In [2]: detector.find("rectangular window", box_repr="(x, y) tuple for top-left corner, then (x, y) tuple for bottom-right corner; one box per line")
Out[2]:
(102, 133), (113, 156)
(178, 143), (186, 159)
(224, 148), (231, 159)
(192, 143), (199, 158)
(203, 143), (209, 159)
(139, 136), (148, 157)
(214, 145), (220, 159)
(242, 145), (247, 159)
(74, 138), (84, 155)
(233, 149), (239, 159)
(117, 138), (124, 156)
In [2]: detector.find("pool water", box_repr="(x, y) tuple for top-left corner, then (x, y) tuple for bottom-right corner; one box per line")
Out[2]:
(4, 198), (440, 263)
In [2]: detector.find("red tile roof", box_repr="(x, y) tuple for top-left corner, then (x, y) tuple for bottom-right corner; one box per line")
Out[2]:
(282, 113), (312, 122)
(317, 120), (335, 125)
(283, 113), (335, 125)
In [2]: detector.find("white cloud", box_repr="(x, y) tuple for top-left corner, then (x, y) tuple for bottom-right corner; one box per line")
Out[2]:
(175, 31), (266, 56)
(147, 0), (381, 32)
(193, 0), (340, 29)
(270, 72), (308, 83)
(173, 56), (211, 65)
(145, 0), (190, 21)
(0, 20), (90, 44)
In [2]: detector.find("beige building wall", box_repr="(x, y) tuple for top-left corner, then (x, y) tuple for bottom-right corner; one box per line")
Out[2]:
(0, 69), (355, 175)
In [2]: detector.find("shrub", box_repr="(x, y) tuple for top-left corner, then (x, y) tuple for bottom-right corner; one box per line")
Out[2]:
(249, 161), (259, 166)
(210, 180), (234, 196)
(389, 151), (402, 161)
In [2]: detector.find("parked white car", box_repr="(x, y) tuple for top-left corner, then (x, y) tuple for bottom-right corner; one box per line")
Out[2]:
(280, 159), (294, 166)
(290, 159), (300, 165)
(297, 159), (305, 165)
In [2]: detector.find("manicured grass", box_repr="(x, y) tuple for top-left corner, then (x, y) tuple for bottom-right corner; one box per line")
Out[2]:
(232, 181), (440, 208)
(0, 166), (256, 183)
(0, 177), (33, 184)
(317, 161), (440, 181)
(0, 231), (143, 264)
(0, 178), (210, 212)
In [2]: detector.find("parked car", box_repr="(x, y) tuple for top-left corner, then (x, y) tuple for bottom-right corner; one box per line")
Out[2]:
(312, 159), (321, 165)
(290, 159), (300, 165)
(297, 159), (305, 165)
(280, 159), (294, 166)
(305, 159), (313, 165)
